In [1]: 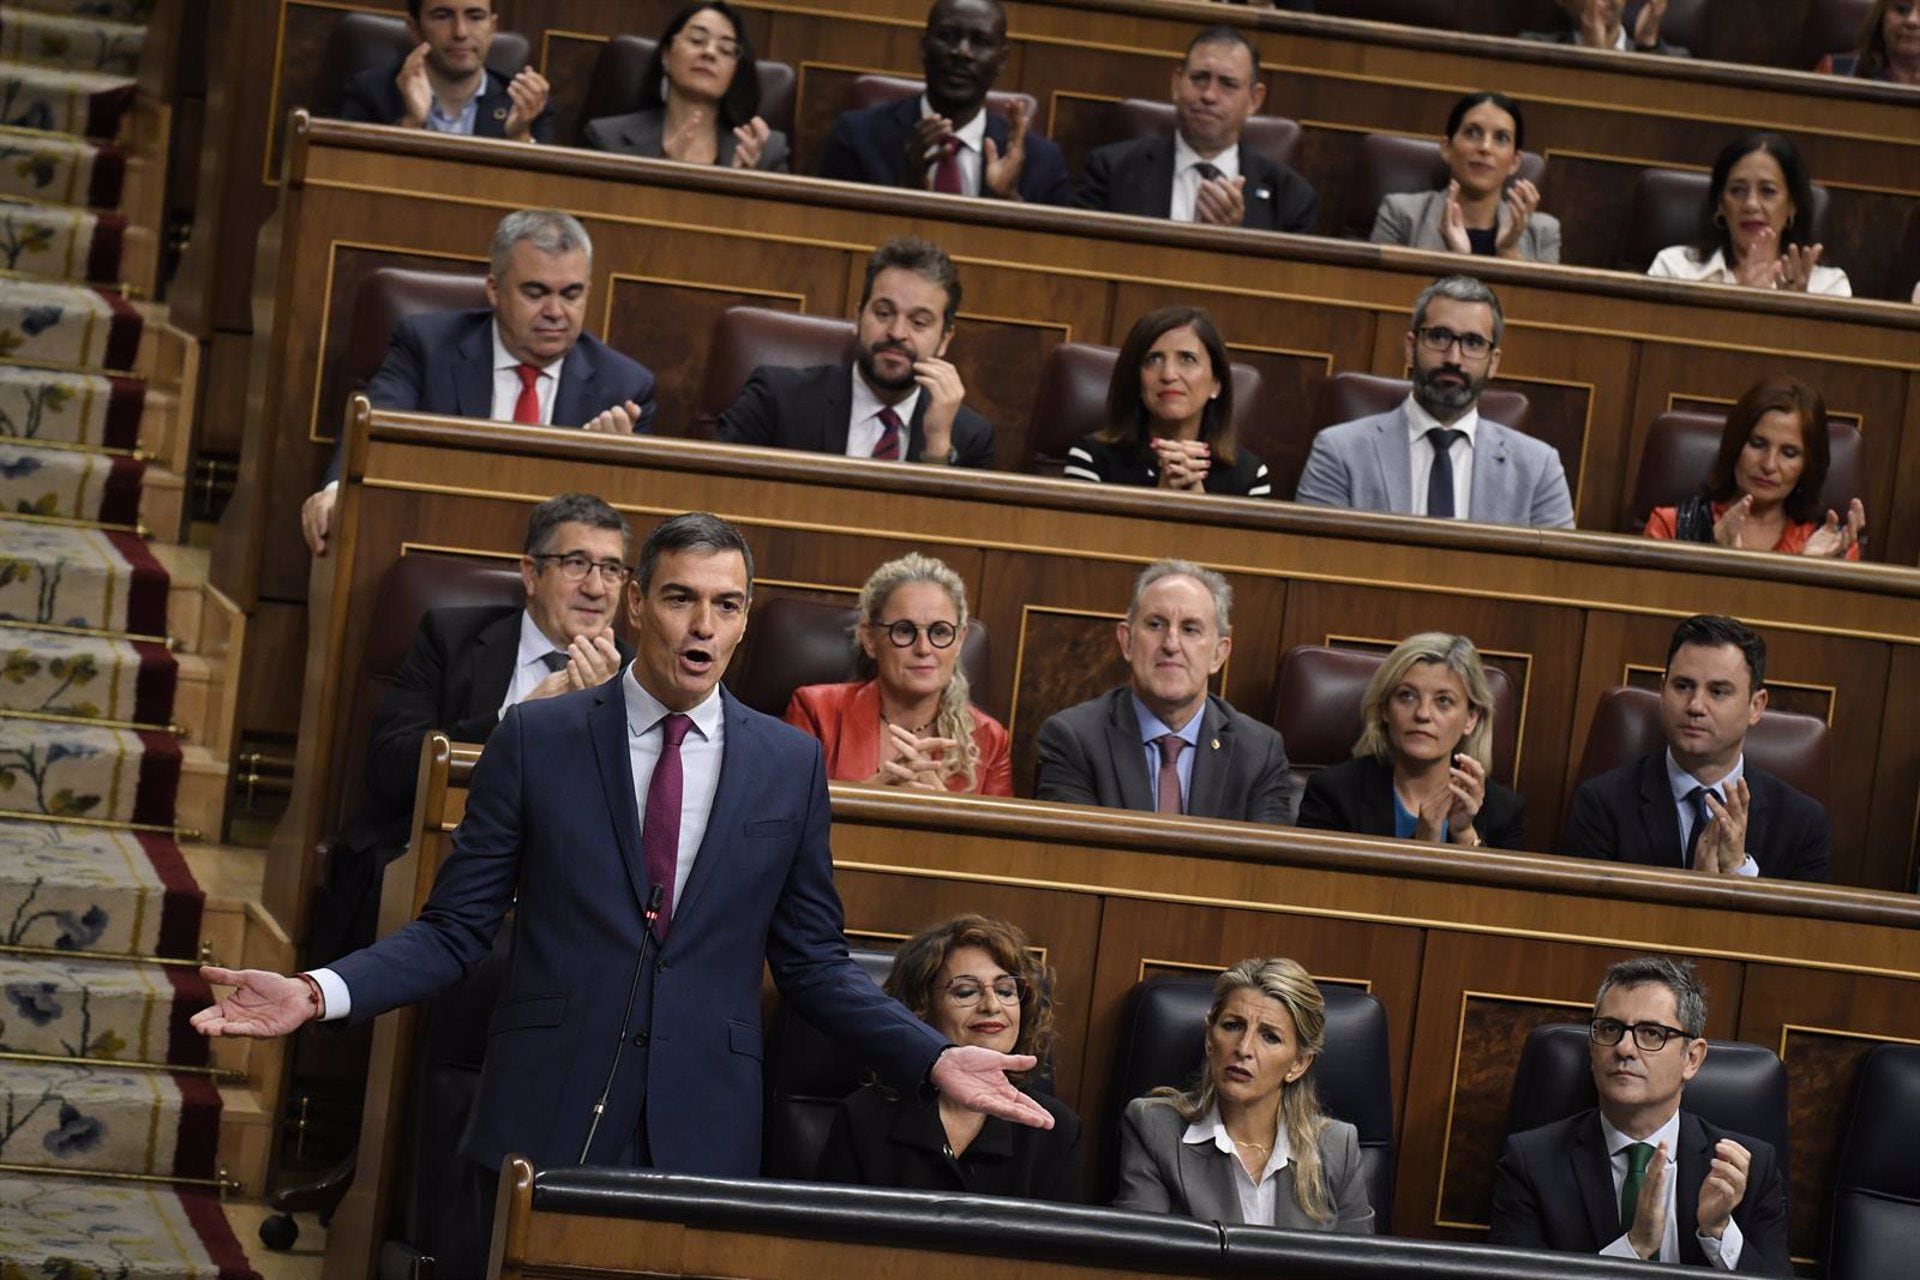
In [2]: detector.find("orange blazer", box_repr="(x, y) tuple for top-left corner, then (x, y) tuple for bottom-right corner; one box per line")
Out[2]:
(1644, 503), (1861, 560)
(782, 680), (1014, 797)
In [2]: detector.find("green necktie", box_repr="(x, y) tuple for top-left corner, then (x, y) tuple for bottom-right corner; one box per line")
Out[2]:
(1620, 1141), (1657, 1235)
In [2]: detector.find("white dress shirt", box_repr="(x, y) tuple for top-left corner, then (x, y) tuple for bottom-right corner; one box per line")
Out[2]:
(919, 95), (986, 196)
(1665, 750), (1759, 877)
(1403, 394), (1479, 519)
(497, 610), (566, 718)
(1647, 245), (1853, 297)
(1169, 131), (1240, 224)
(1181, 1103), (1294, 1225)
(846, 366), (922, 460)
(490, 321), (564, 423)
(1597, 1110), (1744, 1269)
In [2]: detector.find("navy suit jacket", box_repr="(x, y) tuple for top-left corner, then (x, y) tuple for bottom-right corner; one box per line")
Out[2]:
(325, 308), (657, 484)
(818, 96), (1073, 206)
(335, 64), (555, 142)
(1489, 1109), (1791, 1275)
(1077, 133), (1319, 235)
(329, 677), (949, 1173)
(716, 363), (994, 467)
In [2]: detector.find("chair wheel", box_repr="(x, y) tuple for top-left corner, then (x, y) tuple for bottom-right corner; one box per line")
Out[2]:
(258, 1213), (300, 1251)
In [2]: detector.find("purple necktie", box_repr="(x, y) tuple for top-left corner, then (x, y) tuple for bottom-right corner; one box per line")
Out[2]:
(1155, 734), (1187, 815)
(873, 405), (903, 461)
(642, 713), (693, 939)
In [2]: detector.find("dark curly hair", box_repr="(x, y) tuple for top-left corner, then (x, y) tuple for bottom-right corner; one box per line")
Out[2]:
(884, 914), (1055, 1084)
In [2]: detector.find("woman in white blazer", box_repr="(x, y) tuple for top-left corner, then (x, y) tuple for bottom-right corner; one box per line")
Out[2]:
(1371, 92), (1561, 265)
(1647, 132), (1850, 296)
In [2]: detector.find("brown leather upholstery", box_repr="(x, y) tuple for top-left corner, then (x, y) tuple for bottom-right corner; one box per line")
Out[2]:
(1269, 644), (1520, 789)
(1620, 167), (1833, 274)
(1024, 342), (1267, 476)
(1342, 133), (1549, 240)
(847, 75), (1037, 129)
(314, 13), (531, 118)
(574, 34), (797, 142)
(1804, 0), (1875, 63)
(725, 595), (994, 721)
(340, 267), (489, 411)
(1312, 372), (1533, 435)
(1625, 409), (1865, 533)
(1111, 99), (1303, 173)
(691, 306), (858, 437)
(1571, 686), (1832, 807)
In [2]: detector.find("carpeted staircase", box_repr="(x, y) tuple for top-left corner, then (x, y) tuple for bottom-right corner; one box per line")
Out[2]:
(1, 2), (264, 1275)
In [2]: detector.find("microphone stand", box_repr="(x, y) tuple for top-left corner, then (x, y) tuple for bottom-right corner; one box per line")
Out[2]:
(579, 884), (665, 1165)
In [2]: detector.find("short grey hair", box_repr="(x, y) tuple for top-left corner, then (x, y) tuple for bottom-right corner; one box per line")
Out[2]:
(1411, 274), (1504, 348)
(490, 209), (593, 277)
(1128, 559), (1232, 636)
(1595, 955), (1707, 1040)
(523, 492), (630, 560)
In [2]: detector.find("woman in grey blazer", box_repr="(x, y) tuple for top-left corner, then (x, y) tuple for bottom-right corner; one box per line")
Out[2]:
(1370, 92), (1560, 264)
(1114, 958), (1375, 1233)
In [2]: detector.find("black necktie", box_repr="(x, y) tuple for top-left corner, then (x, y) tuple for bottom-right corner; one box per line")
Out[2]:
(1426, 427), (1465, 518)
(1683, 785), (1713, 868)
(539, 650), (570, 673)
(1194, 161), (1222, 183)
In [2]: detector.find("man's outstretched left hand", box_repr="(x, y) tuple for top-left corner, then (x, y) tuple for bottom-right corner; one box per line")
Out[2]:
(930, 1044), (1055, 1128)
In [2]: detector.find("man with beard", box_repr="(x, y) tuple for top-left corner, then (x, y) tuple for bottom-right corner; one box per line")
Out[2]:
(716, 237), (996, 467)
(1294, 276), (1574, 529)
(818, 0), (1073, 206)
(336, 0), (554, 141)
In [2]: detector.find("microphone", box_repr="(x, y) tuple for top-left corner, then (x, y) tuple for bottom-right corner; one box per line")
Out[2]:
(579, 883), (666, 1165)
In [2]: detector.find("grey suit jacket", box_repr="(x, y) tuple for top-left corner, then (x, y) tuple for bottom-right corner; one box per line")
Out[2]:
(1115, 1097), (1375, 1232)
(581, 106), (791, 172)
(1033, 687), (1293, 825)
(1293, 403), (1575, 529)
(1369, 189), (1562, 264)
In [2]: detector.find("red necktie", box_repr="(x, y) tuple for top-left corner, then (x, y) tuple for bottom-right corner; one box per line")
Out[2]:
(932, 134), (963, 195)
(1155, 734), (1186, 815)
(641, 713), (693, 939)
(511, 363), (542, 424)
(872, 406), (903, 461)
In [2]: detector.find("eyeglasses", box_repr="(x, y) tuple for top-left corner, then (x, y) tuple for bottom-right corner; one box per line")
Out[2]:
(532, 553), (632, 585)
(877, 619), (959, 649)
(678, 28), (741, 58)
(1590, 1017), (1692, 1052)
(945, 976), (1025, 1006)
(1415, 326), (1495, 358)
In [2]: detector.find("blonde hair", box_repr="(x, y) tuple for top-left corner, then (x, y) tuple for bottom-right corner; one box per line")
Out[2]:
(855, 553), (979, 789)
(1148, 957), (1334, 1223)
(1352, 633), (1496, 774)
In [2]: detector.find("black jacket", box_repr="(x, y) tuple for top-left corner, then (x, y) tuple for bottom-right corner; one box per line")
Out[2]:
(818, 94), (1073, 206)
(335, 64), (555, 142)
(1297, 754), (1526, 850)
(1063, 432), (1273, 498)
(1078, 133), (1318, 235)
(815, 1084), (1083, 1202)
(716, 363), (995, 468)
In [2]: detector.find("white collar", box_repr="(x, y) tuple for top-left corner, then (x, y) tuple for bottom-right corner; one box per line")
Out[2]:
(1599, 1107), (1681, 1160)
(1666, 748), (1746, 804)
(622, 661), (724, 742)
(1173, 129), (1239, 177)
(920, 94), (988, 151)
(514, 608), (565, 669)
(1404, 393), (1480, 445)
(1181, 1102), (1292, 1184)
(491, 319), (567, 376)
(850, 364), (922, 430)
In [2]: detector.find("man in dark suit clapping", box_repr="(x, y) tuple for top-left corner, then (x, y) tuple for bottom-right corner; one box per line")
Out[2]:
(335, 0), (554, 142)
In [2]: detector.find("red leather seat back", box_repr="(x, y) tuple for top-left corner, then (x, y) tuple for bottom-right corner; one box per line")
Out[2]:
(1024, 342), (1265, 476)
(693, 306), (858, 437)
(1622, 167), (1832, 273)
(1625, 410), (1864, 533)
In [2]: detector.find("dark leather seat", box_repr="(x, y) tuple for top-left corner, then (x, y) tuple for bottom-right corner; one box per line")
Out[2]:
(575, 34), (797, 143)
(1621, 168), (1832, 274)
(1890, 203), (1920, 306)
(1623, 409), (1864, 533)
(1313, 371), (1532, 435)
(762, 948), (899, 1178)
(725, 594), (993, 721)
(847, 74), (1036, 127)
(1827, 1043), (1920, 1280)
(1024, 343), (1267, 477)
(1506, 1023), (1790, 1176)
(692, 306), (857, 438)
(1571, 686), (1832, 808)
(1109, 99), (1303, 173)
(1108, 974), (1396, 1229)
(337, 268), (489, 416)
(1804, 0), (1874, 66)
(1343, 133), (1549, 241)
(314, 13), (531, 118)
(1269, 644), (1519, 790)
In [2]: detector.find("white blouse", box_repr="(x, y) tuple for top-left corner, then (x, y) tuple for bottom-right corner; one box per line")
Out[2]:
(1648, 244), (1852, 297)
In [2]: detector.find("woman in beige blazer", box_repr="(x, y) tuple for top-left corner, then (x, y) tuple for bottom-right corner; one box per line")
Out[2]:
(1371, 92), (1561, 265)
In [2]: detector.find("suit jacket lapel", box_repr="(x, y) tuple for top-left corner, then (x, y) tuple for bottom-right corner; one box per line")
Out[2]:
(1676, 1112), (1708, 1265)
(465, 609), (524, 720)
(552, 339), (600, 428)
(1572, 1112), (1622, 1249)
(1469, 422), (1514, 523)
(1104, 691), (1155, 812)
(1375, 407), (1414, 513)
(1144, 136), (1176, 218)
(453, 315), (495, 419)
(1186, 698), (1232, 819)
(1358, 755), (1399, 837)
(906, 390), (930, 462)
(886, 97), (921, 183)
(474, 72), (510, 138)
(1637, 753), (1686, 869)
(587, 678), (649, 910)
(1175, 1137), (1239, 1223)
(821, 365), (856, 455)
(1412, 190), (1448, 249)
(670, 688), (751, 930)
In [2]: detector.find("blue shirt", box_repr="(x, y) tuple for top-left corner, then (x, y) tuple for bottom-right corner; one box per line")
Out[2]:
(425, 91), (482, 136)
(1134, 694), (1203, 812)
(1664, 750), (1758, 877)
(1391, 790), (1419, 840)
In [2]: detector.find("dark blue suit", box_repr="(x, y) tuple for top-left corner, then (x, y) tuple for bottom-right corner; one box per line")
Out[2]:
(335, 64), (555, 143)
(818, 96), (1073, 206)
(324, 308), (656, 484)
(329, 675), (948, 1175)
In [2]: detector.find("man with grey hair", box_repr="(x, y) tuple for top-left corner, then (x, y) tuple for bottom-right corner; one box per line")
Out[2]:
(1293, 275), (1574, 529)
(1034, 559), (1292, 823)
(1489, 955), (1790, 1274)
(302, 208), (657, 554)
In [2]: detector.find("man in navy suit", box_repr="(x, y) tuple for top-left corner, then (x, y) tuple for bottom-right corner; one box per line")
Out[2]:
(302, 209), (657, 555)
(1490, 956), (1790, 1273)
(335, 0), (554, 143)
(1079, 27), (1317, 234)
(1563, 615), (1831, 883)
(195, 512), (1050, 1270)
(819, 0), (1072, 206)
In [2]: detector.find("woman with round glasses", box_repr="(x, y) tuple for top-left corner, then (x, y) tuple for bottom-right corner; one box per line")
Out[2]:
(815, 914), (1082, 1199)
(1116, 957), (1374, 1232)
(581, 0), (790, 171)
(783, 553), (1013, 795)
(1370, 92), (1561, 264)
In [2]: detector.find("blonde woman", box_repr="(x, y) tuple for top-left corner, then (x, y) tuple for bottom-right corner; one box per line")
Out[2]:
(783, 553), (1013, 795)
(1115, 957), (1374, 1232)
(1297, 633), (1525, 850)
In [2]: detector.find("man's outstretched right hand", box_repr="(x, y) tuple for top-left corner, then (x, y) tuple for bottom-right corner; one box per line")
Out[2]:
(191, 965), (319, 1038)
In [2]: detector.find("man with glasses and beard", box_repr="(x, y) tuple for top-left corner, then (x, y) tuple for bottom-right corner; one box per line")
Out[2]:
(717, 237), (995, 467)
(1293, 275), (1574, 529)
(1489, 956), (1790, 1274)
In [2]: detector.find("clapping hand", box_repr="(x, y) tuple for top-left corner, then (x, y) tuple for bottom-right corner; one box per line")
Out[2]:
(1632, 0), (1670, 50)
(583, 400), (645, 434)
(1693, 780), (1750, 875)
(1697, 1139), (1751, 1240)
(982, 99), (1031, 200)
(1773, 242), (1827, 292)
(1193, 174), (1247, 227)
(731, 117), (772, 169)
(1149, 437), (1210, 492)
(527, 634), (623, 701)
(905, 114), (951, 189)
(1443, 753), (1487, 844)
(1495, 179), (1542, 258)
(191, 966), (317, 1039)
(1711, 494), (1753, 548)
(503, 66), (550, 143)
(1626, 1141), (1671, 1260)
(395, 42), (434, 129)
(1440, 181), (1473, 255)
(1803, 498), (1866, 558)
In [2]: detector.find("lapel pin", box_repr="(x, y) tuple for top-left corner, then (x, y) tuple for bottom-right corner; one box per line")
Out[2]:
(493, 106), (508, 120)
(1211, 739), (1220, 750)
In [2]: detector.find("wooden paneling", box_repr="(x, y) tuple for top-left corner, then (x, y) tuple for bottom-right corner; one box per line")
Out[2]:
(602, 277), (806, 441)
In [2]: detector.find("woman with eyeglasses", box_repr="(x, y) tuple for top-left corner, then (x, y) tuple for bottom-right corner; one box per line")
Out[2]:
(580, 0), (790, 171)
(1116, 957), (1374, 1232)
(814, 914), (1082, 1199)
(783, 553), (1013, 795)
(1370, 92), (1561, 264)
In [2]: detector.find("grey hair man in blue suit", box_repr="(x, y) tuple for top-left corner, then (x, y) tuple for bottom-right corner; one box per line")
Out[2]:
(1293, 276), (1574, 529)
